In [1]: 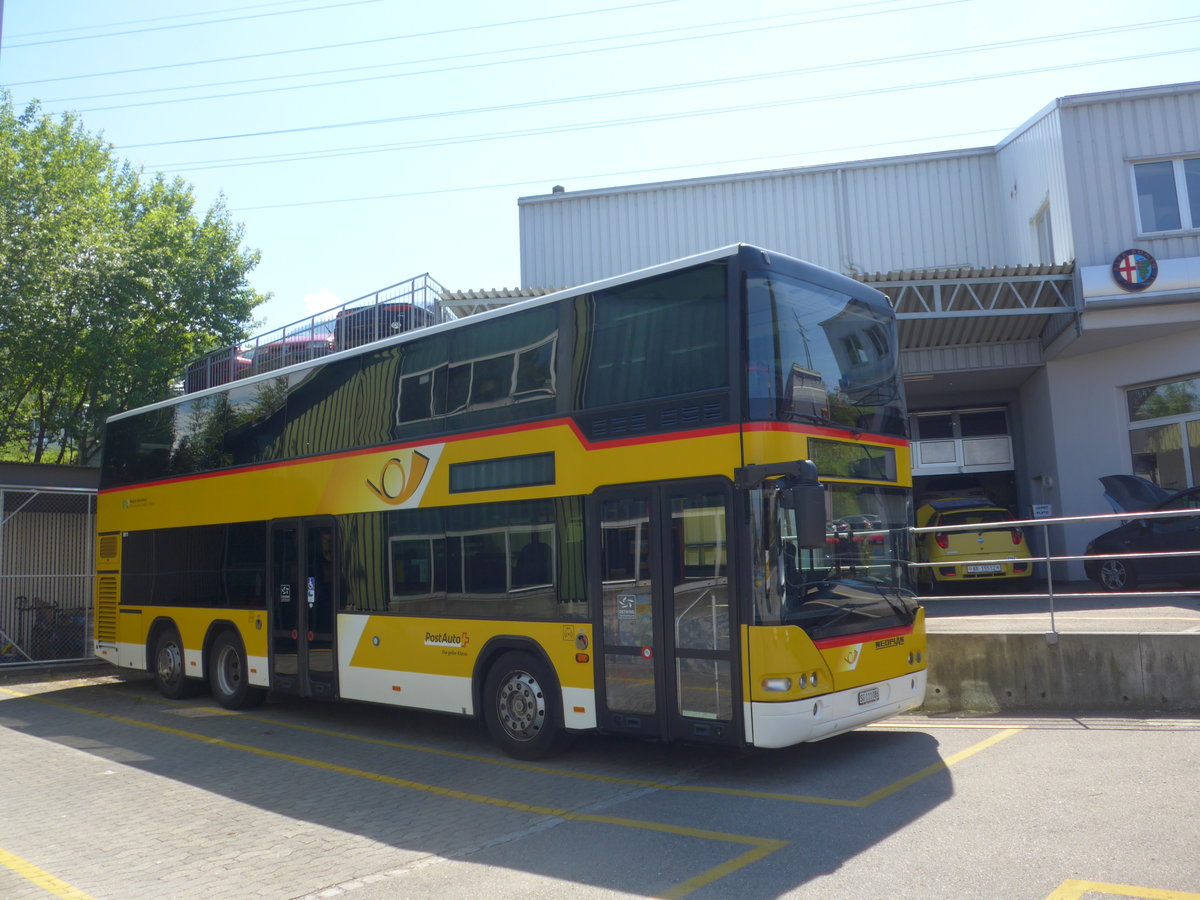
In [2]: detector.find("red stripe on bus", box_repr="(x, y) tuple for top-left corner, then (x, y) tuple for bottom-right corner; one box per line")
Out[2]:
(742, 421), (909, 447)
(812, 625), (914, 649)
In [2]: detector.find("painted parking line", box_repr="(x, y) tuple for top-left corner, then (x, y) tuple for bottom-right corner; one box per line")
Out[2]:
(92, 683), (1022, 807)
(1045, 878), (1200, 899)
(0, 846), (95, 900)
(1, 688), (782, 899)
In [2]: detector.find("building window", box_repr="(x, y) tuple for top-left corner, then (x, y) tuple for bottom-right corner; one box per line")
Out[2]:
(1132, 156), (1200, 233)
(1126, 375), (1200, 490)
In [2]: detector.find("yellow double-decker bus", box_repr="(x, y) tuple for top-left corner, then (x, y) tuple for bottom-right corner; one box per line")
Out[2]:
(94, 244), (926, 758)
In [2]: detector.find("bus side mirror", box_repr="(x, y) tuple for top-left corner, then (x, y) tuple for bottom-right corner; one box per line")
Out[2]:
(784, 484), (827, 549)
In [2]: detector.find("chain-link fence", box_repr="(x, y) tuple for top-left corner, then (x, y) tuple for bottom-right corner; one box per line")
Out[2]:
(0, 486), (95, 666)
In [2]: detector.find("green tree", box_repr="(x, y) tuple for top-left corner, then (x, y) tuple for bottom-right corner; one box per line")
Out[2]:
(0, 93), (265, 464)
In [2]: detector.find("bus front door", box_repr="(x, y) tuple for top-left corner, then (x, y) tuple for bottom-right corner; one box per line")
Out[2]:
(591, 483), (740, 747)
(269, 518), (338, 699)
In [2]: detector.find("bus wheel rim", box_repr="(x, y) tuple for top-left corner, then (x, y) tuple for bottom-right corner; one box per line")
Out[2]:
(215, 644), (241, 695)
(157, 641), (183, 686)
(497, 671), (545, 741)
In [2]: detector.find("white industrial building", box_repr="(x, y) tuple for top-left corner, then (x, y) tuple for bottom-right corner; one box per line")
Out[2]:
(514, 80), (1200, 578)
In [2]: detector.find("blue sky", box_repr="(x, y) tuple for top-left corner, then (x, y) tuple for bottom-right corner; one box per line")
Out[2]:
(3, 0), (1199, 334)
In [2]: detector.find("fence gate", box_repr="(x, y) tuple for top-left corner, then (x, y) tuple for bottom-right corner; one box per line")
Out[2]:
(0, 486), (95, 666)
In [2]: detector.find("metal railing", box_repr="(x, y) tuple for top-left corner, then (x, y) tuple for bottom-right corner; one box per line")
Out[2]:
(182, 272), (450, 394)
(909, 506), (1200, 635)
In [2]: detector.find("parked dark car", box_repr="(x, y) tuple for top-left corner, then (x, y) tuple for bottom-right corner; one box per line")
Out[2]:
(1084, 475), (1200, 591)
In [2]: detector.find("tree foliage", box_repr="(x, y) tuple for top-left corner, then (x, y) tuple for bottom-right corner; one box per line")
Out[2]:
(0, 92), (265, 464)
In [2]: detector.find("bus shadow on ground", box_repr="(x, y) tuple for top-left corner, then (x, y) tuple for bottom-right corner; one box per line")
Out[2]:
(0, 674), (954, 899)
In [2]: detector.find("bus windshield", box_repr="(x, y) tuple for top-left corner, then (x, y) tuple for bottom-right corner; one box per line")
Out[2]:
(746, 269), (905, 437)
(751, 482), (918, 640)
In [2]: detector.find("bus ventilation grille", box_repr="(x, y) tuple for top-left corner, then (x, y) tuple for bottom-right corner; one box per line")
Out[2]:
(95, 575), (119, 642)
(98, 534), (119, 562)
(590, 413), (648, 437)
(587, 399), (725, 440)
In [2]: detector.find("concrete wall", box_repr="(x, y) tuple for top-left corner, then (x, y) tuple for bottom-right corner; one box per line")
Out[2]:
(923, 633), (1200, 714)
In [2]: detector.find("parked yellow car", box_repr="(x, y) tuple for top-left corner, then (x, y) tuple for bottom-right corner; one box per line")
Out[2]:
(914, 498), (1032, 587)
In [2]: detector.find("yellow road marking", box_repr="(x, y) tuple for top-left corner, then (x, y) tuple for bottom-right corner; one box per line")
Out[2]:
(0, 847), (95, 900)
(1046, 878), (1200, 899)
(1, 687), (781, 898)
(90, 683), (1019, 807)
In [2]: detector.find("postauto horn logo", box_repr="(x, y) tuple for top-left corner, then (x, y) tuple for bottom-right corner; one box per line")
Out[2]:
(366, 450), (432, 506)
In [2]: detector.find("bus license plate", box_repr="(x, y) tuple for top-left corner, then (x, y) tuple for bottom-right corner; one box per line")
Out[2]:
(966, 564), (1003, 573)
(857, 687), (880, 706)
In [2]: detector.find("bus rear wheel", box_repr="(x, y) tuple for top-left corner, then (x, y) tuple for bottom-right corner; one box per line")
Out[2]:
(152, 626), (201, 700)
(209, 631), (267, 710)
(483, 651), (567, 760)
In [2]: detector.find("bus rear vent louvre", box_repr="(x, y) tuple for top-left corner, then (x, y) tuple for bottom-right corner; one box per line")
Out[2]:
(591, 413), (648, 437)
(98, 535), (119, 562)
(586, 398), (726, 440)
(95, 575), (119, 642)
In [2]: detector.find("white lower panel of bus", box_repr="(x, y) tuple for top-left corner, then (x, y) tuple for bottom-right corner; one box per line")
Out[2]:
(337, 660), (596, 730)
(335, 618), (596, 729)
(748, 670), (927, 748)
(98, 641), (269, 688)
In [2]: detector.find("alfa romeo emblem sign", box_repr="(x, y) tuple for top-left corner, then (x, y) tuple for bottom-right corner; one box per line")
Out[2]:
(1111, 248), (1158, 292)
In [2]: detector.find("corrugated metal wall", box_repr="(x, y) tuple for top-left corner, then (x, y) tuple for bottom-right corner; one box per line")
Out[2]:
(1060, 85), (1200, 268)
(519, 150), (1010, 289)
(841, 152), (1005, 273)
(519, 169), (841, 289)
(995, 105), (1073, 266)
(0, 488), (95, 664)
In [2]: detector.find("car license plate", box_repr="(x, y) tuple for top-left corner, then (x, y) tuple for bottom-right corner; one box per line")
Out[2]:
(966, 564), (1004, 573)
(857, 687), (880, 706)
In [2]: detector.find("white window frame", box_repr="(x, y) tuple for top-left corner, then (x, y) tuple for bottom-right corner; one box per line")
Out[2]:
(1131, 155), (1200, 235)
(1125, 373), (1200, 490)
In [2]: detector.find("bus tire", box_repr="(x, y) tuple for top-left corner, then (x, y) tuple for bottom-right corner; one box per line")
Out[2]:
(152, 626), (201, 700)
(208, 630), (267, 710)
(483, 651), (567, 760)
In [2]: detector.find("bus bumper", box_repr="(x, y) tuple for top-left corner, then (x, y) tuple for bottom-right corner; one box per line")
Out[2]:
(749, 670), (927, 748)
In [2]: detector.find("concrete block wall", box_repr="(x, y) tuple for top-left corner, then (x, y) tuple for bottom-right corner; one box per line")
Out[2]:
(922, 633), (1200, 713)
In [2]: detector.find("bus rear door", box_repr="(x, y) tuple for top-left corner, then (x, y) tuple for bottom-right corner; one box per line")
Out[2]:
(269, 518), (338, 699)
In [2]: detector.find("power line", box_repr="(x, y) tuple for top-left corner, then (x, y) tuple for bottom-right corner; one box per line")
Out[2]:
(5, 0), (385, 48)
(227, 128), (1014, 212)
(161, 45), (1200, 181)
(78, 0), (975, 118)
(47, 1), (903, 105)
(7, 0), (687, 83)
(8, 0), (343, 38)
(131, 17), (1199, 157)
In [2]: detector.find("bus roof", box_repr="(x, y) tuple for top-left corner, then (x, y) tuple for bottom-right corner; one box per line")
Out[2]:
(110, 243), (883, 423)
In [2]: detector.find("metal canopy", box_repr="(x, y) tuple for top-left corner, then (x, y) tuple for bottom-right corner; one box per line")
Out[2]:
(861, 263), (1076, 350)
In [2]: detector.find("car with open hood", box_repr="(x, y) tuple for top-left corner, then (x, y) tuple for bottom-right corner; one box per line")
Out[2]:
(1084, 475), (1200, 591)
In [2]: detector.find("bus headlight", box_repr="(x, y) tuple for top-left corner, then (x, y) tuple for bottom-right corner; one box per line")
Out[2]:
(761, 677), (792, 692)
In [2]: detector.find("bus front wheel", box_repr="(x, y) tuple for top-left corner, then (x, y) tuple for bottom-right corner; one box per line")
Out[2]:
(483, 651), (567, 760)
(152, 626), (201, 700)
(209, 630), (267, 710)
